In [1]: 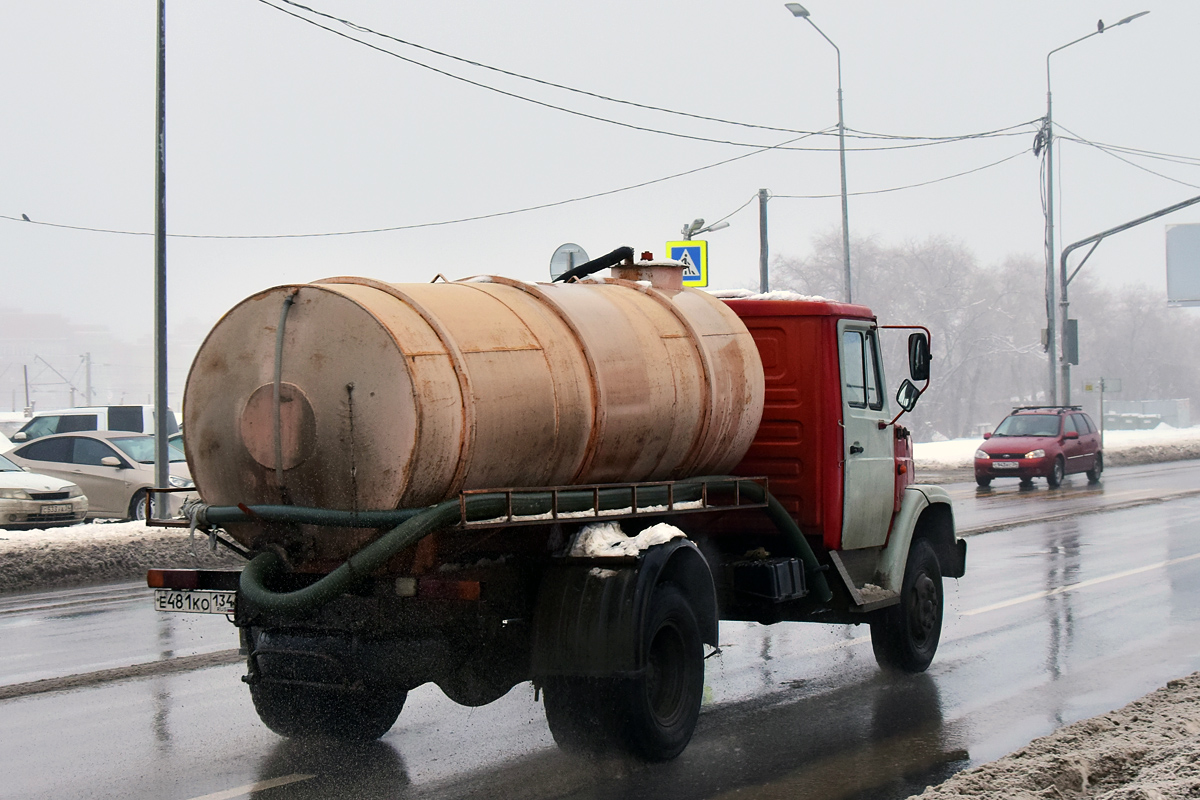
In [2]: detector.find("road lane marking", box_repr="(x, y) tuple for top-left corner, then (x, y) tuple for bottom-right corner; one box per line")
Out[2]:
(958, 487), (1200, 536)
(185, 773), (315, 800)
(962, 551), (1200, 616)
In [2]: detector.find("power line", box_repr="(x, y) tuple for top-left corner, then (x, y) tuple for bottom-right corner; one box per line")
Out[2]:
(1056, 123), (1200, 191)
(1055, 134), (1200, 167)
(270, 0), (1038, 148)
(4, 129), (832, 240)
(255, 0), (1035, 154)
(772, 148), (1030, 199)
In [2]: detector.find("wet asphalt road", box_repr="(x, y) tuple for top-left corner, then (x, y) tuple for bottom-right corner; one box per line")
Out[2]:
(1, 460), (1198, 800)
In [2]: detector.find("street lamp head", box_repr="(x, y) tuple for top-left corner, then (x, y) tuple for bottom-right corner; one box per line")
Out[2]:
(784, 3), (810, 18)
(1115, 10), (1150, 26)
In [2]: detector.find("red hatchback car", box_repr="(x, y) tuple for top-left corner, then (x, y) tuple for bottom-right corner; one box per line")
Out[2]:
(974, 406), (1103, 488)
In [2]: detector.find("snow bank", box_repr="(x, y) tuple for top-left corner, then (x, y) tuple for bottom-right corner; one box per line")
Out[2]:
(909, 672), (1200, 799)
(914, 425), (1200, 469)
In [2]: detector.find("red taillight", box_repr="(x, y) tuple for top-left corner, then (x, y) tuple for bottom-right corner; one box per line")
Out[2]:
(147, 569), (201, 589)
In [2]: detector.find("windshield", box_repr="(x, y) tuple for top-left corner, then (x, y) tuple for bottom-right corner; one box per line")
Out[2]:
(0, 454), (23, 472)
(993, 414), (1061, 437)
(111, 436), (187, 464)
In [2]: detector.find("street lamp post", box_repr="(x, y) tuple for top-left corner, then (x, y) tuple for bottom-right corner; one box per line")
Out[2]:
(1042, 11), (1148, 405)
(785, 3), (852, 304)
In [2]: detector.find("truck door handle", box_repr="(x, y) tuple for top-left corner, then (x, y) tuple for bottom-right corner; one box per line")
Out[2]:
(849, 443), (864, 455)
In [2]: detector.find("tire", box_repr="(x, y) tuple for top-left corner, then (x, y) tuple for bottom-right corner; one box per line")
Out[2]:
(975, 475), (991, 487)
(128, 490), (149, 521)
(1087, 452), (1103, 483)
(1047, 457), (1065, 488)
(542, 583), (705, 761)
(870, 539), (943, 673)
(1019, 477), (1034, 488)
(249, 681), (406, 741)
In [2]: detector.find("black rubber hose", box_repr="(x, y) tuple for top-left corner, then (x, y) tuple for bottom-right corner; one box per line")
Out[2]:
(553, 245), (634, 283)
(238, 478), (831, 616)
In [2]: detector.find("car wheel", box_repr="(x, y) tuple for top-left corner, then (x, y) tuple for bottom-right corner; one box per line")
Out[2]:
(128, 490), (149, 521)
(870, 539), (943, 673)
(975, 476), (991, 488)
(1047, 457), (1065, 488)
(1087, 452), (1103, 483)
(1019, 477), (1034, 488)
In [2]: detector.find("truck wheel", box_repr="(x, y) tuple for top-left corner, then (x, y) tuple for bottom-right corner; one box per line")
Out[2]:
(870, 539), (943, 673)
(542, 583), (704, 761)
(249, 682), (406, 741)
(1047, 457), (1065, 488)
(1087, 453), (1103, 483)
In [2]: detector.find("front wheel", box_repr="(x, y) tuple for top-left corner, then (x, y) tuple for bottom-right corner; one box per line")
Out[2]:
(1047, 457), (1065, 488)
(128, 490), (149, 521)
(1087, 453), (1104, 483)
(870, 539), (943, 673)
(542, 583), (704, 761)
(975, 475), (991, 488)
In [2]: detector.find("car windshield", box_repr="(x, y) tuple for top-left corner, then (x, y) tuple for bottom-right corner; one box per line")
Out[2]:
(993, 414), (1061, 437)
(0, 454), (23, 472)
(110, 436), (187, 464)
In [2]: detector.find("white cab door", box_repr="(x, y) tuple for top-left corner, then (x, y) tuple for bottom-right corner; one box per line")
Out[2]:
(838, 322), (894, 549)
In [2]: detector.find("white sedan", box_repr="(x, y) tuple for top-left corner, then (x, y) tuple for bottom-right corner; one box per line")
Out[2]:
(0, 452), (88, 529)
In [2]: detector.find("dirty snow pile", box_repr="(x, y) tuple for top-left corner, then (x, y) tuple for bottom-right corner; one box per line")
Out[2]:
(567, 521), (686, 557)
(909, 673), (1200, 800)
(0, 520), (242, 593)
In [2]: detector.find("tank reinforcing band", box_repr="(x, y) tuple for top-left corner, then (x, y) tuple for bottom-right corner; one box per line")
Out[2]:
(234, 478), (832, 618)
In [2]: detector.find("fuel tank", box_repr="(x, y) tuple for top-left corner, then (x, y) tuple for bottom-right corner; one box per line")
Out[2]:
(183, 263), (764, 555)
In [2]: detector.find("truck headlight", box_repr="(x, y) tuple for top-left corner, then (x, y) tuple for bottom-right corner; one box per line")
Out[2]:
(0, 488), (31, 500)
(974, 450), (989, 460)
(168, 475), (194, 488)
(1024, 449), (1046, 459)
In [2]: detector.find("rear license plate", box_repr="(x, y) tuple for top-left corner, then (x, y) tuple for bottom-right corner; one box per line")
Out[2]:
(993, 461), (1019, 469)
(154, 589), (236, 614)
(41, 504), (71, 514)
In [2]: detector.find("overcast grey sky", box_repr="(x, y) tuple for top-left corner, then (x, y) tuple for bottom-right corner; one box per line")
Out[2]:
(4, 0), (1199, 354)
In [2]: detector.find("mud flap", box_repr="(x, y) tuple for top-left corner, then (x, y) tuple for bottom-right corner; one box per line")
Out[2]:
(531, 538), (718, 678)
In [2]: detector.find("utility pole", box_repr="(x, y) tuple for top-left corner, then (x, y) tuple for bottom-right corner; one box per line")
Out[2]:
(153, 0), (170, 517)
(83, 352), (93, 405)
(23, 365), (31, 414)
(758, 188), (770, 293)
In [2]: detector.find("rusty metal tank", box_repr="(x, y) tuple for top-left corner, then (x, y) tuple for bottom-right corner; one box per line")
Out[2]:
(183, 260), (764, 555)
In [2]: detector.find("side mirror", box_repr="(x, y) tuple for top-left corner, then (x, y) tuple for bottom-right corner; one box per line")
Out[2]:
(101, 456), (123, 468)
(908, 332), (930, 382)
(13, 432), (27, 442)
(896, 379), (921, 412)
(1063, 430), (1079, 440)
(983, 432), (992, 440)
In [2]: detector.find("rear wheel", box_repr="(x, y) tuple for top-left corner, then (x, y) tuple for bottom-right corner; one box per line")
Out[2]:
(1019, 477), (1034, 488)
(542, 583), (704, 761)
(1047, 457), (1065, 488)
(249, 681), (406, 741)
(870, 539), (943, 673)
(1087, 453), (1104, 483)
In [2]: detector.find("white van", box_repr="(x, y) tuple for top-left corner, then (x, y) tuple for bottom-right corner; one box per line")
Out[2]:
(11, 406), (180, 443)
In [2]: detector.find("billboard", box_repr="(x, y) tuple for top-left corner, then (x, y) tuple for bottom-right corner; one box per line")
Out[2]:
(1166, 223), (1200, 306)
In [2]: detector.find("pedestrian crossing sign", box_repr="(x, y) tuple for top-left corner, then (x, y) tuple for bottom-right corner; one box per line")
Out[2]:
(666, 241), (708, 287)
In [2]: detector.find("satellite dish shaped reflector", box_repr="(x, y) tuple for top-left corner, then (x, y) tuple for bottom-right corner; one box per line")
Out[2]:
(549, 243), (589, 281)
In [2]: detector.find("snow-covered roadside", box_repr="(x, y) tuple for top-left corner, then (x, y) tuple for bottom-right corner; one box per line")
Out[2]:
(914, 425), (1200, 483)
(907, 673), (1200, 800)
(0, 520), (242, 594)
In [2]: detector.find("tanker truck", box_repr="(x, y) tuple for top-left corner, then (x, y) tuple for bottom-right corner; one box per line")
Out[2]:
(147, 246), (964, 761)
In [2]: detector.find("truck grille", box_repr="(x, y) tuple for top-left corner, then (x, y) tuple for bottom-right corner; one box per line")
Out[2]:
(31, 491), (70, 501)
